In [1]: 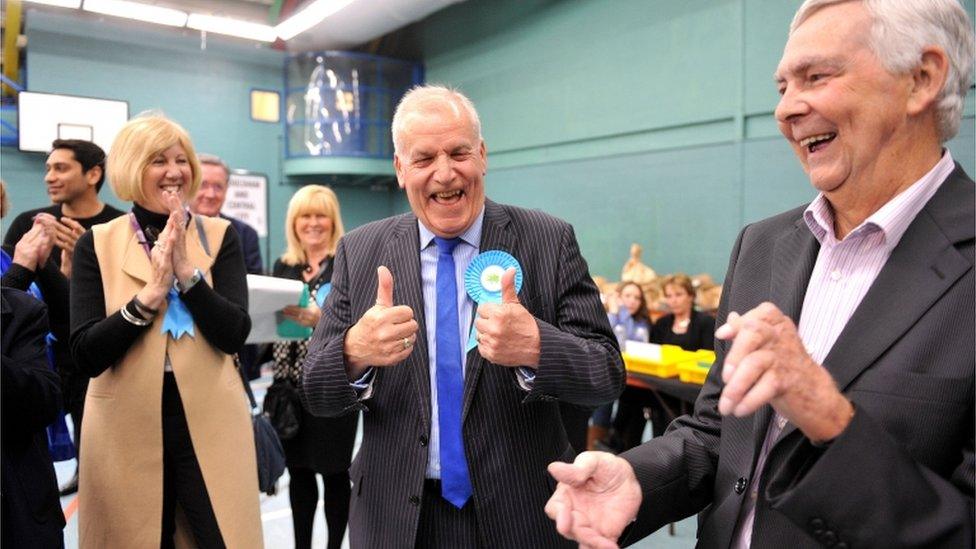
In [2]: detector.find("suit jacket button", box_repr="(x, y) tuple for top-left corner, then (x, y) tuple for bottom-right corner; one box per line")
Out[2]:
(409, 495), (420, 506)
(822, 531), (837, 546)
(733, 477), (748, 494)
(419, 435), (429, 447)
(809, 518), (825, 530)
(834, 543), (847, 549)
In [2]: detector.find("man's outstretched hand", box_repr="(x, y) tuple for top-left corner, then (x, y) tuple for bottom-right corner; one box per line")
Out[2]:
(546, 452), (643, 549)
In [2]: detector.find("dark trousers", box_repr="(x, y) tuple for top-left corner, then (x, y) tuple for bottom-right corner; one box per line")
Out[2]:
(160, 373), (225, 549)
(560, 403), (591, 455)
(288, 467), (350, 549)
(58, 365), (88, 460)
(612, 386), (681, 451)
(415, 479), (480, 548)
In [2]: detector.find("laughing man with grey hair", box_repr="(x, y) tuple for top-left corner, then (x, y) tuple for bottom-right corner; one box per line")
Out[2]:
(546, 1), (975, 547)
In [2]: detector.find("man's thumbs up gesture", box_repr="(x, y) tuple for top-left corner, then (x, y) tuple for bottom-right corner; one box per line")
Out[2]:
(344, 265), (419, 379)
(474, 267), (541, 368)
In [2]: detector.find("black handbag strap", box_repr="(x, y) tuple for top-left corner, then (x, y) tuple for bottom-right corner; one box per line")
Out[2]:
(194, 214), (212, 257)
(236, 359), (259, 411)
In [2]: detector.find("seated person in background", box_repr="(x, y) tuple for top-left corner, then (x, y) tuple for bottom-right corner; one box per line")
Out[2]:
(652, 274), (716, 351)
(1, 287), (65, 548)
(610, 273), (715, 451)
(607, 281), (653, 344)
(589, 281), (652, 449)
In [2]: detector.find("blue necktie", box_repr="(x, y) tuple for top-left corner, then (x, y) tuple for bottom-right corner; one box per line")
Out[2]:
(434, 236), (472, 508)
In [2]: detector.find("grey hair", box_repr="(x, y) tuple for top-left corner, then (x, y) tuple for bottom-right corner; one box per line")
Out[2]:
(791, 0), (975, 142)
(197, 153), (230, 181)
(391, 84), (482, 155)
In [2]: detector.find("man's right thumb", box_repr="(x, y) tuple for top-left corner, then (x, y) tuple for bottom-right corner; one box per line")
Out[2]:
(375, 265), (394, 307)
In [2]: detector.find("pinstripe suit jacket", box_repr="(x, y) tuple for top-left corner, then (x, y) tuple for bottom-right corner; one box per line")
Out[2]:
(622, 165), (975, 548)
(302, 199), (625, 548)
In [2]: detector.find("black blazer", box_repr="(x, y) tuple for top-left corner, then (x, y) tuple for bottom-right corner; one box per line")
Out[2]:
(222, 214), (263, 275)
(650, 310), (715, 352)
(1, 288), (65, 548)
(302, 199), (625, 548)
(622, 165), (975, 547)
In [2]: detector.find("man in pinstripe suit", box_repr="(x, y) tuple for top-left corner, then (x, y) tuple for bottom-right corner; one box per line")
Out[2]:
(301, 85), (625, 547)
(547, 0), (974, 547)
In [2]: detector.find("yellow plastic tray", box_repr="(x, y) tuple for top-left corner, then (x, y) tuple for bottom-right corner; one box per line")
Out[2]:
(694, 349), (717, 365)
(678, 361), (710, 384)
(623, 352), (679, 378)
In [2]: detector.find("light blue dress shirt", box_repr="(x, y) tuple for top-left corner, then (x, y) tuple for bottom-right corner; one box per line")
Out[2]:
(417, 209), (484, 479)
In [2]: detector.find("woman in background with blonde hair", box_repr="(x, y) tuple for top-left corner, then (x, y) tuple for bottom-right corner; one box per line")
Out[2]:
(69, 113), (261, 548)
(271, 184), (357, 549)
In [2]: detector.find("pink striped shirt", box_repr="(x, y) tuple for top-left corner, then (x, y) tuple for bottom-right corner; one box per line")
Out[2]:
(731, 150), (956, 548)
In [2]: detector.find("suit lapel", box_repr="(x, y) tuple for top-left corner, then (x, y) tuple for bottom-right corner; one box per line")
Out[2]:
(385, 215), (432, 430)
(462, 201), (516, 423)
(821, 188), (971, 392)
(776, 167), (974, 443)
(754, 218), (818, 454)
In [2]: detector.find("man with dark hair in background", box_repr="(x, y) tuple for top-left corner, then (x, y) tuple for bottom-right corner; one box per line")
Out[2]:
(3, 139), (125, 495)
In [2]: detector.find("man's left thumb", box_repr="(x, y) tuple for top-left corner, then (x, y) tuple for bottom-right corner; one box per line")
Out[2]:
(501, 267), (520, 304)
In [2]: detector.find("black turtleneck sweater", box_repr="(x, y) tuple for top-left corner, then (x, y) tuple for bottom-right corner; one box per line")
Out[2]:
(69, 204), (250, 378)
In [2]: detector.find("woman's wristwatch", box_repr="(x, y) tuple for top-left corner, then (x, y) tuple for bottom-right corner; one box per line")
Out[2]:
(175, 268), (204, 294)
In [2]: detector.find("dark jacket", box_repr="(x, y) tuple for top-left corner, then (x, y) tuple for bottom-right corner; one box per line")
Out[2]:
(1, 288), (65, 548)
(301, 199), (625, 548)
(221, 214), (263, 275)
(622, 165), (975, 548)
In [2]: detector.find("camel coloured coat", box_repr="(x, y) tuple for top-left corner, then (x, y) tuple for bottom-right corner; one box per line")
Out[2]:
(79, 214), (262, 548)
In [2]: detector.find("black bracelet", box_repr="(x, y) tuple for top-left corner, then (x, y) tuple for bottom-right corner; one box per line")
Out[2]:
(132, 295), (159, 316)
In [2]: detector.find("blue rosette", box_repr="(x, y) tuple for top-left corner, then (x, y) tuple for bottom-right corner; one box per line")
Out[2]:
(162, 288), (195, 339)
(464, 250), (523, 304)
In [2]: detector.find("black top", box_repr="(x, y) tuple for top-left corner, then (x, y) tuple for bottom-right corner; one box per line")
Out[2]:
(3, 203), (125, 267)
(271, 255), (357, 473)
(650, 310), (715, 352)
(69, 208), (251, 378)
(1, 244), (70, 345)
(270, 257), (333, 384)
(221, 214), (264, 275)
(2, 203), (122, 382)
